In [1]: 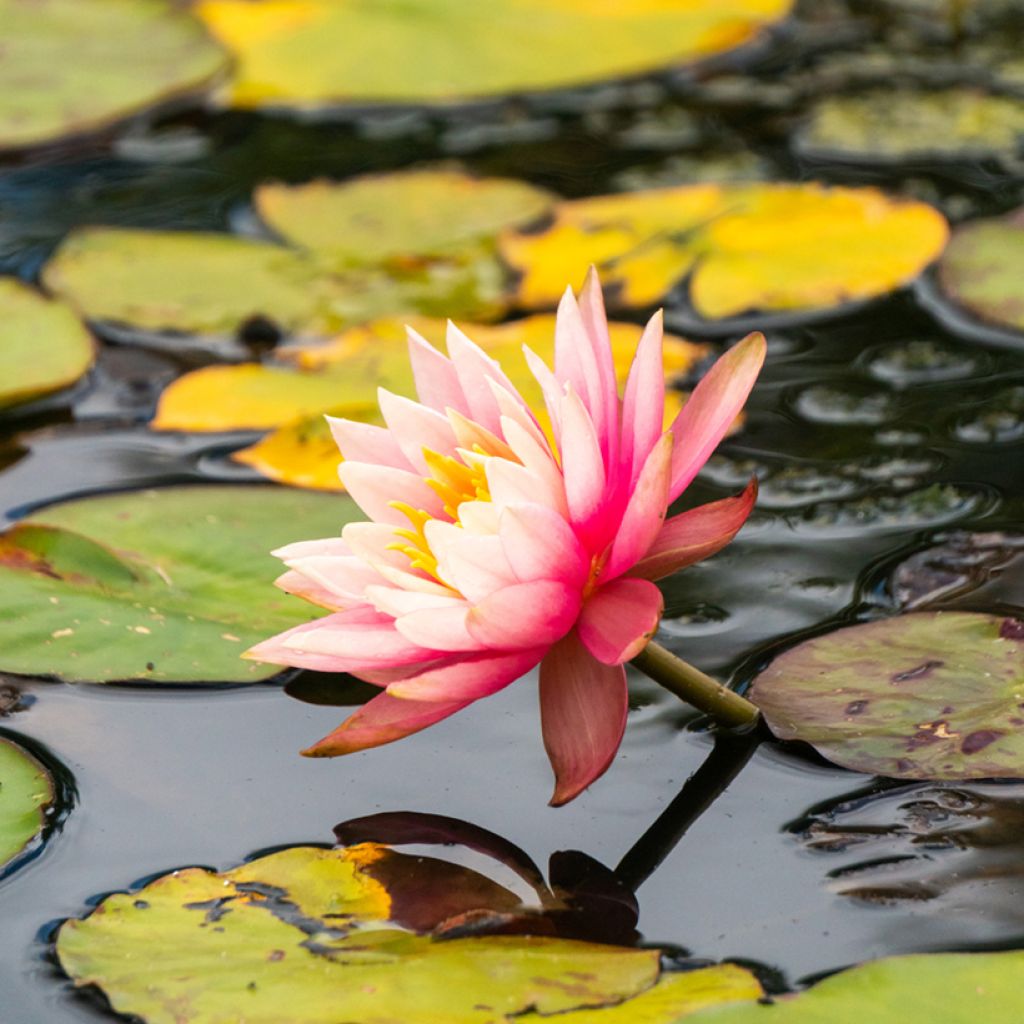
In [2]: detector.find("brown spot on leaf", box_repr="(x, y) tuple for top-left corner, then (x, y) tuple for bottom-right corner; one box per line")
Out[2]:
(891, 660), (944, 683)
(845, 700), (869, 715)
(961, 730), (1002, 754)
(267, 949), (285, 962)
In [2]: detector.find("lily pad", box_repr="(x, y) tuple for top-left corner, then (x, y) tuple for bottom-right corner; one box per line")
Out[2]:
(684, 949), (1024, 1023)
(936, 207), (1024, 335)
(0, 736), (54, 875)
(56, 844), (759, 1024)
(195, 0), (794, 108)
(0, 280), (94, 411)
(798, 88), (1024, 166)
(751, 612), (1024, 780)
(0, 486), (355, 683)
(0, 0), (227, 151)
(500, 183), (948, 322)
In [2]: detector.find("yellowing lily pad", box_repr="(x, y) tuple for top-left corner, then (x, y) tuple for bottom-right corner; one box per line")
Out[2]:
(500, 183), (949, 322)
(56, 844), (749, 1024)
(799, 88), (1024, 165)
(0, 0), (227, 151)
(196, 0), (794, 108)
(750, 612), (1024, 780)
(0, 280), (94, 411)
(685, 949), (1024, 1023)
(936, 207), (1024, 335)
(0, 486), (357, 683)
(0, 736), (54, 876)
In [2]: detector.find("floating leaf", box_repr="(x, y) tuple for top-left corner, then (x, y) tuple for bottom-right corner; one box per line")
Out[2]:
(195, 0), (794, 108)
(936, 208), (1024, 335)
(155, 316), (708, 489)
(0, 280), (94, 411)
(500, 183), (948, 321)
(0, 736), (54, 875)
(799, 88), (1024, 165)
(0, 486), (355, 683)
(751, 612), (1024, 779)
(0, 0), (227, 151)
(684, 949), (1024, 1023)
(56, 844), (733, 1024)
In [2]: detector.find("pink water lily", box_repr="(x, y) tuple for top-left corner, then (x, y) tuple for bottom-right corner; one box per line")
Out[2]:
(248, 272), (765, 804)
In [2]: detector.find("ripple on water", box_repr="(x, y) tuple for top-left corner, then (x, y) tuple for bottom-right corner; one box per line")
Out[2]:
(791, 383), (897, 426)
(953, 385), (1024, 444)
(863, 339), (985, 387)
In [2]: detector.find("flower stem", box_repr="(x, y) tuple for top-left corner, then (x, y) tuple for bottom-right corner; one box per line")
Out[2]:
(630, 640), (760, 730)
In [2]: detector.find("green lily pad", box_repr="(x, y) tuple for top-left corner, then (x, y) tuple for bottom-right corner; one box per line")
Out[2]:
(936, 208), (1024, 335)
(0, 736), (54, 874)
(0, 280), (94, 411)
(799, 88), (1024, 165)
(195, 0), (794, 108)
(0, 486), (356, 683)
(0, 0), (227, 152)
(685, 949), (1024, 1023)
(750, 612), (1024, 780)
(56, 845), (760, 1024)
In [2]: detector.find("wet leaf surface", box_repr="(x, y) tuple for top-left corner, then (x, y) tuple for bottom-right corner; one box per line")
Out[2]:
(0, 0), (227, 151)
(0, 280), (94, 411)
(56, 844), (760, 1023)
(0, 486), (356, 683)
(751, 611), (1024, 780)
(500, 183), (948, 322)
(195, 0), (793, 107)
(0, 736), (53, 876)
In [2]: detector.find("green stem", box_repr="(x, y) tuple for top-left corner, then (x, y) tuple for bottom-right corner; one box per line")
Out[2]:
(630, 640), (760, 730)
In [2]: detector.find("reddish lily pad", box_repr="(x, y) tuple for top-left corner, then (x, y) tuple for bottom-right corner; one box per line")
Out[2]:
(750, 612), (1024, 779)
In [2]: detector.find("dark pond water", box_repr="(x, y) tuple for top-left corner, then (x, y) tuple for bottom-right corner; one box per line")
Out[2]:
(3, 9), (1024, 1020)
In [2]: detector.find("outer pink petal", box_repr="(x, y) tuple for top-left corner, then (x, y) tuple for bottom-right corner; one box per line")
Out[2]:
(274, 569), (347, 611)
(279, 554), (383, 605)
(577, 578), (663, 665)
(630, 479), (758, 581)
(466, 580), (581, 650)
(522, 345), (564, 443)
(446, 322), (518, 434)
(407, 327), (469, 416)
(620, 310), (665, 486)
(559, 387), (607, 546)
(498, 503), (588, 589)
(668, 332), (766, 502)
(271, 537), (349, 560)
(539, 630), (628, 806)
(386, 647), (545, 702)
(302, 691), (471, 756)
(603, 432), (673, 581)
(326, 416), (409, 470)
(394, 604), (482, 653)
(337, 462), (444, 526)
(378, 389), (457, 472)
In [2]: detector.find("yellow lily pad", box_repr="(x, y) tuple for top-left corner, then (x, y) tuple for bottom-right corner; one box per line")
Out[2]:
(500, 182), (949, 321)
(0, 0), (227, 151)
(196, 0), (794, 108)
(0, 280), (94, 411)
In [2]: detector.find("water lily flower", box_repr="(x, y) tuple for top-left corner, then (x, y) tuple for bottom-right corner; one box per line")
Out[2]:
(248, 272), (765, 804)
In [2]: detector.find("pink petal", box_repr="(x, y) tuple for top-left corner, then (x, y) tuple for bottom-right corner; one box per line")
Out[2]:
(559, 387), (607, 548)
(522, 345), (564, 442)
(487, 377), (544, 441)
(539, 630), (628, 806)
(603, 432), (673, 581)
(445, 322), (518, 434)
(499, 417), (566, 516)
(378, 389), (457, 473)
(337, 462), (444, 526)
(362, 585), (464, 618)
(343, 522), (455, 596)
(423, 520), (516, 601)
(447, 408), (516, 461)
(630, 478), (758, 581)
(271, 537), (349, 560)
(407, 327), (469, 416)
(394, 604), (482, 653)
(668, 332), (766, 502)
(276, 554), (382, 608)
(486, 455), (566, 516)
(275, 569), (347, 611)
(386, 647), (545, 702)
(577, 578), (663, 665)
(620, 310), (666, 487)
(326, 416), (409, 470)
(466, 580), (581, 649)
(302, 691), (471, 756)
(498, 503), (588, 589)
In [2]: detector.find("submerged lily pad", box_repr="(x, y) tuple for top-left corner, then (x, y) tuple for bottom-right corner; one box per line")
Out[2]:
(0, 486), (355, 683)
(195, 0), (794, 108)
(751, 612), (1024, 780)
(685, 949), (1024, 1023)
(936, 208), (1024, 335)
(0, 280), (94, 411)
(0, 737), (54, 875)
(799, 88), (1024, 166)
(56, 844), (759, 1023)
(0, 0), (227, 151)
(500, 183), (948, 322)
